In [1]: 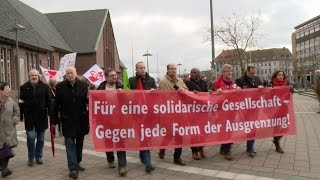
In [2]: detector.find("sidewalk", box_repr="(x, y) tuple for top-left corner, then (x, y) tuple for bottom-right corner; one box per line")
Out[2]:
(4, 94), (320, 180)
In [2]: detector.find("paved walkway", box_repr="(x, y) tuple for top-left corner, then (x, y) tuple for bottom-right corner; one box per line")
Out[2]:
(3, 94), (320, 180)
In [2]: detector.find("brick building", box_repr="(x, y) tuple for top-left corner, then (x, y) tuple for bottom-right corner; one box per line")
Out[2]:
(0, 0), (124, 95)
(214, 48), (292, 81)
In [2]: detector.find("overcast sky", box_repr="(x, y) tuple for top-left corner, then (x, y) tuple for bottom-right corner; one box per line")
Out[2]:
(21, 0), (320, 79)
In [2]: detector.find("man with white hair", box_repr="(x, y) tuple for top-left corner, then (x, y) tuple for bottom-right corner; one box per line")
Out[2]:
(19, 69), (51, 167)
(51, 67), (89, 179)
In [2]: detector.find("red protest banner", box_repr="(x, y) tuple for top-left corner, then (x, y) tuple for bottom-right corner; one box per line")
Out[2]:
(89, 86), (296, 152)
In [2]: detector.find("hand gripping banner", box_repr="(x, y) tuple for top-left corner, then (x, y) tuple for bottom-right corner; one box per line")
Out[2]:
(89, 86), (296, 151)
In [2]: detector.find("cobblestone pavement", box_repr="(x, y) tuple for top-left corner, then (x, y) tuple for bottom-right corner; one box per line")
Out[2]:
(3, 94), (320, 180)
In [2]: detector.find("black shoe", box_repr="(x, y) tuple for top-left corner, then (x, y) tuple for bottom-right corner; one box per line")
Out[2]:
(146, 166), (155, 173)
(173, 159), (186, 166)
(28, 160), (34, 167)
(246, 150), (257, 157)
(1, 168), (12, 177)
(118, 166), (127, 176)
(36, 159), (43, 165)
(69, 170), (78, 179)
(77, 165), (85, 172)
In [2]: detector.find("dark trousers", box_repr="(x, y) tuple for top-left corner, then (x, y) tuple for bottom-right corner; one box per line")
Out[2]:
(139, 150), (152, 167)
(65, 135), (85, 171)
(220, 143), (232, 154)
(105, 151), (127, 167)
(160, 148), (182, 160)
(0, 157), (9, 170)
(191, 146), (203, 153)
(246, 140), (255, 152)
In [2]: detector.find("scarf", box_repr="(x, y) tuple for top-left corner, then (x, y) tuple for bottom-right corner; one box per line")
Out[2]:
(137, 79), (143, 90)
(0, 94), (8, 113)
(213, 76), (236, 91)
(272, 79), (287, 87)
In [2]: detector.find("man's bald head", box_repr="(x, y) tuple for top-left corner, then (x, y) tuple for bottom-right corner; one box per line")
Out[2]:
(66, 67), (77, 82)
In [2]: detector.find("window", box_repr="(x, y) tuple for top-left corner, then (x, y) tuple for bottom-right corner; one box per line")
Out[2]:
(6, 49), (11, 87)
(0, 48), (5, 82)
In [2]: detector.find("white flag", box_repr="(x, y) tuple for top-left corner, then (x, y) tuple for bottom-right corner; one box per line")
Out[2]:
(83, 64), (105, 86)
(39, 65), (58, 83)
(59, 52), (77, 75)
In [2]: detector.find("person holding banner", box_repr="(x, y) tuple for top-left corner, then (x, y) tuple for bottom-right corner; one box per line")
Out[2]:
(19, 69), (51, 166)
(129, 61), (156, 173)
(158, 63), (188, 166)
(184, 68), (208, 160)
(213, 64), (239, 161)
(269, 70), (290, 154)
(235, 65), (263, 157)
(97, 69), (128, 176)
(51, 67), (89, 179)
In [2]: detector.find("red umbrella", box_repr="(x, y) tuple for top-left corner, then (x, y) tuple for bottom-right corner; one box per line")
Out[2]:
(49, 125), (55, 157)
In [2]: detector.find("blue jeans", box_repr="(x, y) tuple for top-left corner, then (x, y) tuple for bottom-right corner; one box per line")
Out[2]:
(220, 143), (232, 154)
(65, 136), (84, 171)
(26, 128), (45, 161)
(106, 151), (127, 166)
(246, 140), (255, 152)
(139, 150), (151, 167)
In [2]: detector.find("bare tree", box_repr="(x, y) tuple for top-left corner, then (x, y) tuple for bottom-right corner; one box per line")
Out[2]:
(208, 11), (262, 73)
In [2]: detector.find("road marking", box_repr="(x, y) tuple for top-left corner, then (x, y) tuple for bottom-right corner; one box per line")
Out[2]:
(17, 130), (279, 180)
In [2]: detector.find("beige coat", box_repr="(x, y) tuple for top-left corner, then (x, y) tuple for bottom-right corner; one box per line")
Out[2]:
(0, 98), (20, 149)
(159, 74), (188, 90)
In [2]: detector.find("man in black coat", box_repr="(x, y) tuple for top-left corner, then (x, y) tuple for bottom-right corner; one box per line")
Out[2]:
(184, 68), (208, 160)
(97, 69), (127, 176)
(235, 65), (263, 157)
(51, 67), (89, 179)
(19, 69), (51, 167)
(129, 61), (156, 173)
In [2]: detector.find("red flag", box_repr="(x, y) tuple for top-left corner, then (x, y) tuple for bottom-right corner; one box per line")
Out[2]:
(49, 125), (55, 157)
(137, 79), (143, 90)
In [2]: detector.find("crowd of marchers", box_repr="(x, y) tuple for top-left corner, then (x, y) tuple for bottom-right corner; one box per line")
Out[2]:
(0, 61), (298, 179)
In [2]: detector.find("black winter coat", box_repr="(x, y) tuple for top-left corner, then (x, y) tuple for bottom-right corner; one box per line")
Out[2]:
(129, 73), (156, 90)
(19, 81), (51, 131)
(97, 81), (123, 90)
(235, 73), (262, 89)
(52, 79), (89, 137)
(184, 78), (208, 92)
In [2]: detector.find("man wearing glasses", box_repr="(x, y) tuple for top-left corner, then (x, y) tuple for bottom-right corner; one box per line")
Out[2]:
(97, 69), (127, 176)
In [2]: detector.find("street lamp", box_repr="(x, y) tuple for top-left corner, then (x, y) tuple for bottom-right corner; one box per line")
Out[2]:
(13, 22), (25, 92)
(210, 0), (216, 80)
(142, 50), (152, 73)
(177, 63), (182, 78)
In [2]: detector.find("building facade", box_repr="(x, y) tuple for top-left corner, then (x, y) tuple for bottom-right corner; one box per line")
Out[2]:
(214, 48), (293, 81)
(292, 15), (320, 84)
(0, 0), (124, 96)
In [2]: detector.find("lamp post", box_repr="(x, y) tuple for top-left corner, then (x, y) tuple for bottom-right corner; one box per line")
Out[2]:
(177, 63), (182, 78)
(142, 50), (152, 73)
(13, 22), (25, 92)
(210, 0), (216, 80)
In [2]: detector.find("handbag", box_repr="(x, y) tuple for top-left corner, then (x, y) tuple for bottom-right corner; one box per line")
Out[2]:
(0, 146), (14, 159)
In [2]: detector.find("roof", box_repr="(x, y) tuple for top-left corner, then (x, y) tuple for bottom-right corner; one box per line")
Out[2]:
(46, 9), (108, 53)
(295, 15), (320, 30)
(215, 48), (292, 63)
(0, 0), (72, 51)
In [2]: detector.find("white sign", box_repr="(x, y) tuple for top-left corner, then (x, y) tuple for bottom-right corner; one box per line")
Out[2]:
(59, 52), (77, 75)
(83, 64), (105, 86)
